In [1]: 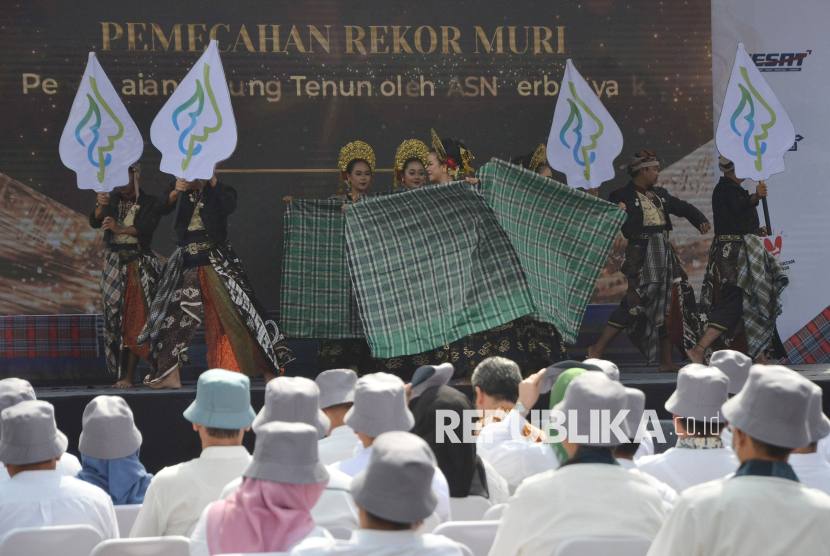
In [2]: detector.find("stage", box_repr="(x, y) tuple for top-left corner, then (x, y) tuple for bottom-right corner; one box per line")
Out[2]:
(35, 362), (830, 475)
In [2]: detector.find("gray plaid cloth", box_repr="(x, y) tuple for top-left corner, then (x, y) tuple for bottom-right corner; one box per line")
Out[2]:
(738, 234), (789, 358)
(137, 248), (184, 356)
(346, 181), (535, 358)
(280, 199), (364, 339)
(476, 160), (627, 344)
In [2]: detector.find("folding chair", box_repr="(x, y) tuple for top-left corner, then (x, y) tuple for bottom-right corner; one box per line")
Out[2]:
(89, 535), (190, 556)
(113, 505), (141, 538)
(553, 536), (653, 556)
(433, 521), (498, 556)
(482, 503), (507, 521)
(449, 496), (492, 521)
(0, 524), (104, 556)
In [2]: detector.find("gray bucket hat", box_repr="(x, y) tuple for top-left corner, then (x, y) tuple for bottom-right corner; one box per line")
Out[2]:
(540, 360), (604, 393)
(806, 384), (830, 444)
(0, 400), (68, 465)
(710, 350), (752, 395)
(78, 396), (142, 460)
(409, 363), (454, 401)
(344, 373), (415, 438)
(0, 378), (36, 414)
(622, 387), (646, 440)
(665, 365), (729, 422)
(553, 372), (627, 447)
(722, 365), (813, 449)
(243, 421), (329, 485)
(315, 369), (358, 409)
(253, 377), (330, 439)
(351, 431), (438, 523)
(584, 359), (621, 381)
(183, 369), (256, 429)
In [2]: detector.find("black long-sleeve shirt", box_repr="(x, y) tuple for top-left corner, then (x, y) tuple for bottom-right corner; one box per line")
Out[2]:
(159, 181), (237, 246)
(608, 182), (709, 240)
(711, 176), (760, 236)
(89, 189), (159, 250)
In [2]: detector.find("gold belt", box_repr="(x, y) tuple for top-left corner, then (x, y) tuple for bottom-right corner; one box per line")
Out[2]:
(716, 235), (744, 242)
(185, 241), (216, 255)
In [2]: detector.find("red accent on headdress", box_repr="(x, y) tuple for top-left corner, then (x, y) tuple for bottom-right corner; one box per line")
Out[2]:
(340, 171), (348, 181)
(444, 158), (458, 170)
(395, 170), (403, 182)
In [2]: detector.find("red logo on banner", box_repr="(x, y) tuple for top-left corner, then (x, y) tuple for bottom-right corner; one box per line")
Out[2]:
(764, 235), (783, 258)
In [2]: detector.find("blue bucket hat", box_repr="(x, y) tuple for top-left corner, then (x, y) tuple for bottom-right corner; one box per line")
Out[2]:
(183, 369), (256, 429)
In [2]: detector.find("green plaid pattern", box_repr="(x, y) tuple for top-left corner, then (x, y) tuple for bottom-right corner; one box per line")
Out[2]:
(476, 160), (627, 344)
(738, 234), (789, 358)
(280, 199), (364, 339)
(345, 182), (536, 358)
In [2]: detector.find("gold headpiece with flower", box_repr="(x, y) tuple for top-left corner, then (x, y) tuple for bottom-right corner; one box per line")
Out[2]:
(527, 144), (548, 173)
(430, 129), (447, 161)
(338, 141), (376, 173)
(393, 139), (430, 187)
(431, 129), (474, 180)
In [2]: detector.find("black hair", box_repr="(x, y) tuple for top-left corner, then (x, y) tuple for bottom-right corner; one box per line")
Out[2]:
(364, 510), (413, 530)
(205, 427), (243, 439)
(749, 437), (793, 460)
(346, 159), (372, 175)
(614, 442), (641, 459)
(403, 157), (426, 173)
(430, 137), (469, 169)
(471, 357), (522, 403)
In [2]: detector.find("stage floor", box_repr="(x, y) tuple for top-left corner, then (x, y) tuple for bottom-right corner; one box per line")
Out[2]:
(35, 363), (830, 474)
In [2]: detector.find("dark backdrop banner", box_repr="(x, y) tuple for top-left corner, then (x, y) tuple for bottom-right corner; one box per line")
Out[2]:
(0, 0), (712, 316)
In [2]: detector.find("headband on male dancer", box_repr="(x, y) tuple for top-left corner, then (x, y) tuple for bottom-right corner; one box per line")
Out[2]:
(718, 156), (735, 173)
(621, 150), (660, 176)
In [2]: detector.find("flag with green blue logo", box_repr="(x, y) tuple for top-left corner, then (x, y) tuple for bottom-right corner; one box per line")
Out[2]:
(59, 53), (143, 192)
(150, 40), (237, 180)
(547, 59), (623, 190)
(716, 43), (795, 181)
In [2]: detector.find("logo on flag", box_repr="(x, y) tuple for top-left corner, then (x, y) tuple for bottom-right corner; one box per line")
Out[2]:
(547, 60), (623, 190)
(59, 53), (143, 192)
(151, 40), (237, 180)
(716, 43), (795, 182)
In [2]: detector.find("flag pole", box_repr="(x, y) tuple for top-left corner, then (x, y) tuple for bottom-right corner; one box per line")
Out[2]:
(759, 180), (772, 234)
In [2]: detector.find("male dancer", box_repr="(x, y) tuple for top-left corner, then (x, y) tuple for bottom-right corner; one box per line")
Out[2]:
(688, 156), (788, 363)
(90, 162), (161, 387)
(588, 150), (710, 371)
(139, 174), (293, 388)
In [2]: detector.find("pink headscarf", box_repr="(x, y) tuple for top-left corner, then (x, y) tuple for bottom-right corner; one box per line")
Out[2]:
(206, 477), (328, 555)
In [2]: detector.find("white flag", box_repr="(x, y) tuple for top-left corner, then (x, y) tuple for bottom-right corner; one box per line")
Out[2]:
(716, 43), (795, 181)
(150, 40), (237, 180)
(547, 59), (623, 189)
(59, 53), (143, 193)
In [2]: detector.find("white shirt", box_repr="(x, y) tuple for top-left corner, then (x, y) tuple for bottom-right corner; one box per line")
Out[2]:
(790, 452), (830, 496)
(616, 458), (678, 514)
(476, 410), (559, 491)
(189, 502), (330, 556)
(130, 445), (251, 537)
(637, 445), (739, 492)
(0, 452), (82, 482)
(290, 529), (469, 556)
(220, 466), (360, 530)
(634, 435), (654, 459)
(330, 445), (452, 523)
(646, 475), (830, 556)
(319, 425), (362, 465)
(0, 469), (118, 542)
(481, 458), (510, 505)
(819, 436), (830, 464)
(488, 463), (665, 556)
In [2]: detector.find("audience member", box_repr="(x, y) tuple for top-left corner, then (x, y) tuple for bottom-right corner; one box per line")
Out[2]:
(412, 385), (509, 504)
(0, 400), (118, 541)
(77, 396), (153, 504)
(0, 377), (81, 481)
(316, 369), (361, 465)
(291, 431), (469, 555)
(489, 372), (665, 556)
(788, 384), (830, 495)
(190, 422), (331, 555)
(647, 366), (830, 555)
(614, 387), (678, 513)
(130, 369), (255, 537)
(473, 357), (558, 491)
(710, 350), (752, 447)
(219, 376), (359, 530)
(637, 365), (739, 491)
(330, 373), (451, 523)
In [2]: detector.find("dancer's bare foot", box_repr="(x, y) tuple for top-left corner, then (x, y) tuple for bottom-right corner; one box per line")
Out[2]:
(658, 361), (681, 373)
(686, 345), (706, 364)
(145, 367), (182, 389)
(756, 352), (770, 364)
(112, 377), (135, 389)
(586, 344), (602, 359)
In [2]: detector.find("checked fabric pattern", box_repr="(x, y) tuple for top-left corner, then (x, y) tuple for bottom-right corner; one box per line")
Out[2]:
(346, 182), (535, 358)
(476, 160), (627, 345)
(280, 199), (364, 339)
(0, 315), (98, 358)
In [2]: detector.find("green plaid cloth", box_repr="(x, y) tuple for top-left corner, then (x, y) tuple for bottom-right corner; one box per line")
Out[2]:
(738, 234), (789, 358)
(280, 199), (364, 339)
(476, 160), (627, 344)
(346, 182), (536, 358)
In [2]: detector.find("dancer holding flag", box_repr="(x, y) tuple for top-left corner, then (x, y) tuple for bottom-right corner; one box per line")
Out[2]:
(587, 151), (709, 370)
(139, 41), (293, 388)
(59, 53), (153, 388)
(689, 43), (792, 363)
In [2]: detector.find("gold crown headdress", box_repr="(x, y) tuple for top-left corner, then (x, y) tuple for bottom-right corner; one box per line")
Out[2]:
(338, 140), (376, 195)
(394, 139), (430, 188)
(458, 146), (475, 179)
(527, 144), (548, 173)
(431, 129), (474, 180)
(430, 129), (447, 161)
